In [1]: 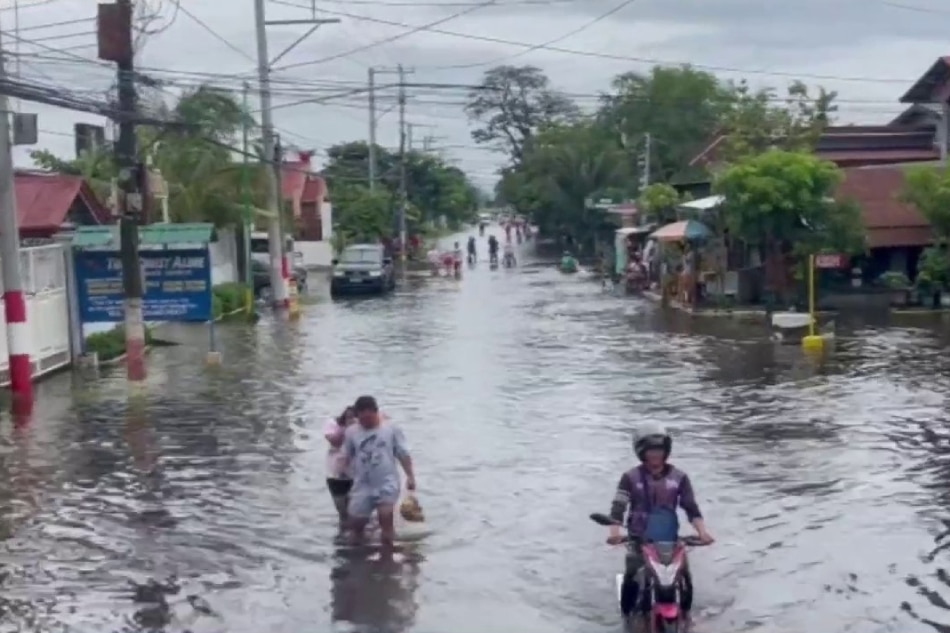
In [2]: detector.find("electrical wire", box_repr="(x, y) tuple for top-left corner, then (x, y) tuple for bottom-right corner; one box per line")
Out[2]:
(271, 0), (500, 72)
(273, 5), (914, 84)
(430, 0), (639, 70)
(174, 0), (256, 63)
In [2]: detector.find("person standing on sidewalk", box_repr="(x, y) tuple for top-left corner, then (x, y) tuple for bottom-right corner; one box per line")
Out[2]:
(342, 396), (416, 546)
(325, 407), (356, 526)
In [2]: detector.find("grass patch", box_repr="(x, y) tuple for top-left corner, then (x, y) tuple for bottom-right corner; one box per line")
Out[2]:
(84, 325), (156, 362)
(84, 283), (252, 361)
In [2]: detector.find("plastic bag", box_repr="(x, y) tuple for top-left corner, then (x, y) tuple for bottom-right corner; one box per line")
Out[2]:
(399, 494), (425, 522)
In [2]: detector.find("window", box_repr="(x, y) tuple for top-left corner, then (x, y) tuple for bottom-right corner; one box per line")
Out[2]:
(340, 248), (381, 264)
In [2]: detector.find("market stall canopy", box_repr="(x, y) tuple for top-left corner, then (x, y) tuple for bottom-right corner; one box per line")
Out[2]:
(650, 219), (712, 242)
(678, 195), (724, 211)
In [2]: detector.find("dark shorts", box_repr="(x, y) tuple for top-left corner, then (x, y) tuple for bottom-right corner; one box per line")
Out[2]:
(327, 477), (353, 498)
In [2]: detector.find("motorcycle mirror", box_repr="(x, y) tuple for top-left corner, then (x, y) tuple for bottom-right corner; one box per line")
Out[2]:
(589, 512), (618, 526)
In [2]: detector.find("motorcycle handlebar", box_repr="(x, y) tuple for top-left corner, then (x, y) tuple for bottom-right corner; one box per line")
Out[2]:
(590, 512), (710, 547)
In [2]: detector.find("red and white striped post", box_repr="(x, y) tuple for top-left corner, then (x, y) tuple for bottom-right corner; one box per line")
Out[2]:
(0, 79), (33, 413)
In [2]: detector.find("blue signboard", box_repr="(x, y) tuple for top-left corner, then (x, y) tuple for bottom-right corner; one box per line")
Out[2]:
(75, 248), (213, 323)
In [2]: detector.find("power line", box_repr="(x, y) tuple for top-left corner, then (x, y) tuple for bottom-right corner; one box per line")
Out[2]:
(274, 5), (913, 84)
(174, 1), (256, 63)
(433, 0), (638, 70)
(271, 0), (499, 71)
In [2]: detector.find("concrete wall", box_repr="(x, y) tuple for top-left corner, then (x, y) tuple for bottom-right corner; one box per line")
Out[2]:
(210, 228), (239, 285)
(297, 201), (333, 269)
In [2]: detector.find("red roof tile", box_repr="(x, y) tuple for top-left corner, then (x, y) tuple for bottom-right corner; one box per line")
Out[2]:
(14, 172), (109, 232)
(836, 166), (933, 248)
(818, 148), (940, 165)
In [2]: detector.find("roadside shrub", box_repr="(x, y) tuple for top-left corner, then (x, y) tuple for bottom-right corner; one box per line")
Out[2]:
(84, 326), (155, 362)
(212, 282), (248, 318)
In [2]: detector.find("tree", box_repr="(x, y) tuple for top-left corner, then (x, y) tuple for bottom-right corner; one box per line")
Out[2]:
(599, 66), (735, 183)
(30, 84), (262, 227)
(713, 150), (863, 301)
(465, 65), (579, 164)
(322, 141), (479, 241)
(718, 80), (837, 163)
(502, 120), (627, 248)
(901, 165), (950, 290)
(638, 183), (684, 224)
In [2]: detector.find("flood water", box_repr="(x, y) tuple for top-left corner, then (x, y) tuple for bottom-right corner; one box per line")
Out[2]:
(2, 228), (950, 632)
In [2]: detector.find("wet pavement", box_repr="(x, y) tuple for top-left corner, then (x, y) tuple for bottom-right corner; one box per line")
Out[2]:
(2, 227), (950, 631)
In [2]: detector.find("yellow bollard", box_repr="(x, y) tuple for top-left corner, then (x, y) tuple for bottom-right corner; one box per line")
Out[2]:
(801, 254), (825, 353)
(288, 279), (301, 319)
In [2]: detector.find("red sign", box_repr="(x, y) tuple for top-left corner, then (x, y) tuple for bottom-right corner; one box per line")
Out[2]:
(815, 254), (848, 269)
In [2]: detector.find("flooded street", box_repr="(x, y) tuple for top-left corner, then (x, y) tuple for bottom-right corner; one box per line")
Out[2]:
(3, 228), (950, 632)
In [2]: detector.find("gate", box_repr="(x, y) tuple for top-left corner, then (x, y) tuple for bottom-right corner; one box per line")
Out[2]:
(0, 244), (71, 386)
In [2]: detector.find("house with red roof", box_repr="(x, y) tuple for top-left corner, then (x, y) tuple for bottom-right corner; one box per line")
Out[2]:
(281, 151), (330, 242)
(14, 171), (111, 239)
(680, 56), (950, 282)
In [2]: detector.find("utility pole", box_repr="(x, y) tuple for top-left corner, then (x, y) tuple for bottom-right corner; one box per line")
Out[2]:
(97, 0), (147, 382)
(368, 67), (376, 190)
(397, 64), (407, 265)
(253, 0), (338, 309)
(640, 132), (651, 190)
(241, 82), (254, 315)
(407, 122), (413, 152)
(0, 26), (32, 411)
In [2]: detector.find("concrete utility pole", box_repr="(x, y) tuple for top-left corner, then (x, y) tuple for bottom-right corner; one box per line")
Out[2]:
(397, 64), (407, 264)
(368, 67), (376, 190)
(253, 0), (338, 309)
(98, 0), (147, 383)
(0, 26), (32, 410)
(640, 132), (651, 190)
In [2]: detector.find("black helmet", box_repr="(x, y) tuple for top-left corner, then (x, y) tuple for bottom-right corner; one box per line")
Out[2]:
(632, 423), (672, 461)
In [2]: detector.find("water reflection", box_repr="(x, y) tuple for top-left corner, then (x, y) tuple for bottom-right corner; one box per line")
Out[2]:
(330, 546), (422, 633)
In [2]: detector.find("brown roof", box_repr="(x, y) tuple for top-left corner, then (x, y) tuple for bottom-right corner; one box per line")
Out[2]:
(819, 148), (940, 166)
(836, 166), (933, 248)
(900, 56), (950, 103)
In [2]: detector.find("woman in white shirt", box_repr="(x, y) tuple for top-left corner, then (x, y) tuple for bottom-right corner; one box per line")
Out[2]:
(324, 407), (356, 524)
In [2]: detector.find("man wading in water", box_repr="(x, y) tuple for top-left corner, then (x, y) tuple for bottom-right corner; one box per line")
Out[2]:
(342, 396), (416, 545)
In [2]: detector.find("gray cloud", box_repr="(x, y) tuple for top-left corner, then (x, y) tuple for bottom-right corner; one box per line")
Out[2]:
(5, 0), (950, 189)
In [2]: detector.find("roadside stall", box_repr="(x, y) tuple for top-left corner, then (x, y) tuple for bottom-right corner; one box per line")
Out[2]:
(650, 219), (713, 306)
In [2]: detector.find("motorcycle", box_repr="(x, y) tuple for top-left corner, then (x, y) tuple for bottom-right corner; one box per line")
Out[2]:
(467, 251), (477, 266)
(590, 512), (707, 633)
(489, 251), (499, 268)
(503, 252), (516, 268)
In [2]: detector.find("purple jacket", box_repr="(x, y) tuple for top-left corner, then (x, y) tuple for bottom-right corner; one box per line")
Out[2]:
(609, 463), (702, 537)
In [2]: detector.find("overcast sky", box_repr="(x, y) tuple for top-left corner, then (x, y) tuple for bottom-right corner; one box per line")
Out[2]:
(4, 0), (950, 191)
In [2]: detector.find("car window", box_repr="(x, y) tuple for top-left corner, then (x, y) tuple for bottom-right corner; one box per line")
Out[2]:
(340, 248), (381, 264)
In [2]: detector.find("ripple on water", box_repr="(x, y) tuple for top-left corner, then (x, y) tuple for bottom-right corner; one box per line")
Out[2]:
(2, 243), (950, 631)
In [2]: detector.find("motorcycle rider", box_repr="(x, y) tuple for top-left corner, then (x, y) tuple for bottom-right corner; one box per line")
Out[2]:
(467, 236), (477, 263)
(607, 423), (714, 620)
(488, 234), (499, 264)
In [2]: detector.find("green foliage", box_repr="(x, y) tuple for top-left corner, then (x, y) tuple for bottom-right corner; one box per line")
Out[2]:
(212, 282), (248, 318)
(713, 150), (863, 254)
(917, 246), (950, 289)
(322, 141), (479, 242)
(84, 326), (155, 362)
(901, 165), (950, 239)
(878, 270), (911, 289)
(638, 183), (683, 222)
(465, 65), (580, 163)
(475, 63), (840, 244)
(31, 84), (266, 228)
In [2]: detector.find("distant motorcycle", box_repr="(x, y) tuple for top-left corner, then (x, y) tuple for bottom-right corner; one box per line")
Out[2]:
(503, 252), (516, 268)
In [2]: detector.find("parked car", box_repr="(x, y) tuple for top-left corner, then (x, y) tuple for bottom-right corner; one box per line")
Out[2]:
(330, 244), (395, 297)
(251, 259), (307, 303)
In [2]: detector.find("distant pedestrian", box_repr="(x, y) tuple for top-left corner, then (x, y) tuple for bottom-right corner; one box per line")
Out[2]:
(342, 396), (416, 546)
(325, 406), (356, 525)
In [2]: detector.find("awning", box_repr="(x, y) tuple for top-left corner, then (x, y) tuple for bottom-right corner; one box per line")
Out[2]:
(678, 195), (724, 211)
